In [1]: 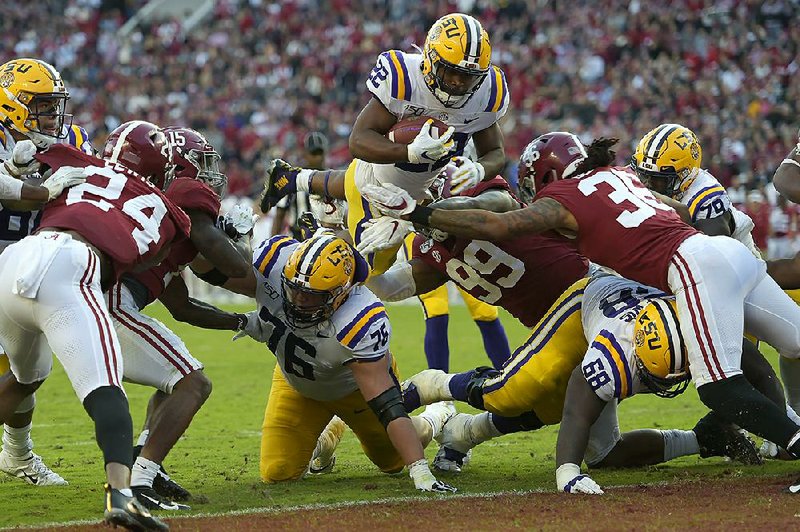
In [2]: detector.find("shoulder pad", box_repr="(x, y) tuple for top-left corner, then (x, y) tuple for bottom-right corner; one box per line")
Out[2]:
(366, 50), (413, 106)
(253, 235), (298, 276)
(482, 66), (509, 116)
(583, 329), (634, 401)
(336, 300), (390, 359)
(686, 183), (731, 222)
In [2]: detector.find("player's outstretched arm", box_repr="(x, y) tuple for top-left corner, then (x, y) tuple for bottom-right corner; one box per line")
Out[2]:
(350, 356), (455, 493)
(555, 367), (607, 494)
(159, 275), (246, 330)
(188, 209), (250, 278)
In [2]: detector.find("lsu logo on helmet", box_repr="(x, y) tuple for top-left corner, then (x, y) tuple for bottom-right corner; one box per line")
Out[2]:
(281, 235), (356, 328)
(631, 123), (703, 198)
(421, 13), (492, 108)
(633, 298), (690, 398)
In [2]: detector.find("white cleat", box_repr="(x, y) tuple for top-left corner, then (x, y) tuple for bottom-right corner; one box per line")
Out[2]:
(0, 451), (68, 486)
(421, 401), (457, 441)
(433, 413), (476, 474)
(308, 417), (346, 475)
(402, 369), (452, 406)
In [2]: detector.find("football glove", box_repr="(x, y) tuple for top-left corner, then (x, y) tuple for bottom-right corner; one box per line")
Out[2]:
(232, 310), (267, 342)
(409, 459), (457, 493)
(441, 156), (485, 196)
(556, 463), (604, 495)
(361, 182), (416, 218)
(406, 120), (456, 165)
(41, 166), (88, 201)
(218, 203), (255, 240)
(356, 217), (413, 256)
(3, 140), (41, 178)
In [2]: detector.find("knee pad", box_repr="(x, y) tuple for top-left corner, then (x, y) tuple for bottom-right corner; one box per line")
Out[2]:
(261, 460), (305, 482)
(83, 386), (133, 467)
(466, 366), (502, 410)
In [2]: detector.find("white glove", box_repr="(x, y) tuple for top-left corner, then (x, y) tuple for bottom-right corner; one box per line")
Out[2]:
(442, 156), (485, 196)
(760, 440), (780, 459)
(3, 140), (40, 178)
(556, 463), (604, 495)
(220, 203), (256, 239)
(232, 310), (267, 342)
(41, 166), (87, 201)
(356, 217), (413, 256)
(361, 183), (416, 218)
(408, 459), (457, 493)
(407, 120), (455, 165)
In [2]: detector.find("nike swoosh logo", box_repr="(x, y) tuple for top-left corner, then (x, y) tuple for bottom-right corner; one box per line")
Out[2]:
(464, 117), (479, 124)
(21, 471), (38, 484)
(393, 199), (408, 211)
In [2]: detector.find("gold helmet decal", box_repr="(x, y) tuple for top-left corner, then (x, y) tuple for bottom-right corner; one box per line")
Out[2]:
(633, 298), (690, 398)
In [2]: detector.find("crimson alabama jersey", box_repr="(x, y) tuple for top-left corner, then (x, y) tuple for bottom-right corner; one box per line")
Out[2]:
(35, 144), (190, 280)
(128, 177), (220, 304)
(537, 166), (698, 292)
(412, 177), (589, 327)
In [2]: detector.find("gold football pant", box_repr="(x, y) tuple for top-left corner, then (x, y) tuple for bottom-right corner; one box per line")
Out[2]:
(345, 160), (399, 277)
(480, 278), (589, 424)
(260, 365), (404, 482)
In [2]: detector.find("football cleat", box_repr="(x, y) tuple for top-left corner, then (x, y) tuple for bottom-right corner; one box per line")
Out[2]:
(420, 401), (457, 442)
(308, 416), (347, 475)
(104, 484), (169, 531)
(432, 413), (476, 473)
(153, 468), (192, 502)
(0, 451), (68, 486)
(308, 455), (336, 475)
(260, 159), (302, 212)
(693, 412), (762, 465)
(433, 446), (472, 474)
(785, 478), (800, 494)
(133, 485), (190, 511)
(401, 369), (452, 407)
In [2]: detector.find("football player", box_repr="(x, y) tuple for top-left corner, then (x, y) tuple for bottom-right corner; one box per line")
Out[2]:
(361, 131), (800, 493)
(0, 57), (93, 487)
(215, 233), (456, 493)
(103, 125), (251, 510)
(260, 13), (508, 276)
(766, 131), (800, 291)
(0, 133), (182, 529)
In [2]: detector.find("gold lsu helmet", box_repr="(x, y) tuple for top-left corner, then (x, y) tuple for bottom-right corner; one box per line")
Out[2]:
(282, 234), (356, 328)
(631, 123), (702, 198)
(633, 298), (690, 398)
(421, 13), (491, 108)
(0, 58), (71, 147)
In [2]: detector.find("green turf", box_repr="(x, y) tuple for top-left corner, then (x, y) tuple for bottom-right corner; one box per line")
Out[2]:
(0, 303), (796, 528)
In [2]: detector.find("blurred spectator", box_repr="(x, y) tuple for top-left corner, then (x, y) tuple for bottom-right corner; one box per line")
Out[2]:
(1, 0), (797, 202)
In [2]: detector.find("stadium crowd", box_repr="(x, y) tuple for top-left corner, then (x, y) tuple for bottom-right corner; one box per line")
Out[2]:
(0, 0), (798, 252)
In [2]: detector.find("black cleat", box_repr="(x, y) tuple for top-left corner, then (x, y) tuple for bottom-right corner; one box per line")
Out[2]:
(785, 478), (800, 494)
(153, 468), (192, 502)
(260, 158), (302, 212)
(104, 483), (169, 531)
(693, 412), (763, 465)
(133, 485), (190, 511)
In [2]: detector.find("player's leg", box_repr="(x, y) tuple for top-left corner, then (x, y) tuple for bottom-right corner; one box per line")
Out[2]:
(461, 289), (510, 368)
(669, 238), (800, 462)
(419, 284), (450, 371)
(108, 283), (209, 509)
(261, 366), (332, 481)
(344, 160), (401, 276)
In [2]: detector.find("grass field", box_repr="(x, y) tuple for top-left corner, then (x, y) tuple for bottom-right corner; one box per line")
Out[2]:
(0, 301), (797, 529)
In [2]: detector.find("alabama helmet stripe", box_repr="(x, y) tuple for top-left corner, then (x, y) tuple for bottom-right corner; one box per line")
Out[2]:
(109, 120), (150, 164)
(645, 124), (679, 161)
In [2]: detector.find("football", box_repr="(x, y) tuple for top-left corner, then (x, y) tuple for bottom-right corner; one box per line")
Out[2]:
(387, 116), (449, 144)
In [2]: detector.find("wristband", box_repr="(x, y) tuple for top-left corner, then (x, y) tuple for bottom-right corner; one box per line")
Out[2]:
(555, 463), (582, 491)
(235, 313), (248, 331)
(0, 170), (24, 200)
(408, 458), (429, 478)
(407, 205), (433, 226)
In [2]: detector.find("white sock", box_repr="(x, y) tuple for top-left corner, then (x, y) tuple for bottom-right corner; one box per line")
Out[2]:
(469, 413), (502, 445)
(130, 456), (160, 488)
(780, 357), (800, 414)
(135, 429), (150, 448)
(661, 429), (699, 461)
(2, 423), (33, 458)
(118, 488), (133, 497)
(296, 169), (314, 193)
